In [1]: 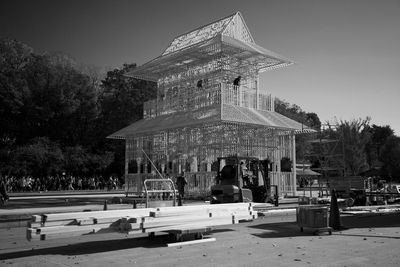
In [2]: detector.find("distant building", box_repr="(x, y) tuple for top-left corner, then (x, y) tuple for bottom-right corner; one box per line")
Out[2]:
(108, 12), (313, 197)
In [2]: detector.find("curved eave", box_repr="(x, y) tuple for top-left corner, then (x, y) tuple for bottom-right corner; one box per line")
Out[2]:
(124, 37), (219, 81)
(125, 35), (293, 81)
(107, 107), (221, 139)
(107, 104), (315, 140)
(221, 104), (314, 134)
(221, 35), (293, 72)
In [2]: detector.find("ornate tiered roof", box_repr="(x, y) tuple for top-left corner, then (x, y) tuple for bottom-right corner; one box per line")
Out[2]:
(126, 12), (292, 81)
(108, 12), (311, 140)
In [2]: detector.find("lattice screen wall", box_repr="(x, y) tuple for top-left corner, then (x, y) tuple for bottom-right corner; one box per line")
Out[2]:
(124, 122), (295, 195)
(128, 124), (274, 168)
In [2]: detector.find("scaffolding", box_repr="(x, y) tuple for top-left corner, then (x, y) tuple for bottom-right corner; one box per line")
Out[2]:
(108, 12), (314, 197)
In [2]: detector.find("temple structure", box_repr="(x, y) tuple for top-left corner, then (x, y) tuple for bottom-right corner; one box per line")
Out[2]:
(108, 12), (313, 197)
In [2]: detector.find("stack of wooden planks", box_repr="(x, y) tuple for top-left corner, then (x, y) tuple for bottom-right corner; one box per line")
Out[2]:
(136, 202), (257, 234)
(26, 208), (155, 241)
(26, 203), (256, 241)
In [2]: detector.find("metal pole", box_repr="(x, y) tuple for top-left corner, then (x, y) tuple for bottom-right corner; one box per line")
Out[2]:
(341, 126), (346, 177)
(141, 148), (164, 179)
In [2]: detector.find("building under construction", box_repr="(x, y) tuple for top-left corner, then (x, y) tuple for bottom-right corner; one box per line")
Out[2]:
(108, 12), (313, 197)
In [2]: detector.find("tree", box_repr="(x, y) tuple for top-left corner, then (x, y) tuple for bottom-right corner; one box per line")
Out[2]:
(337, 118), (371, 176)
(20, 53), (99, 147)
(304, 125), (344, 177)
(380, 136), (400, 182)
(85, 151), (114, 176)
(92, 64), (157, 176)
(12, 137), (64, 178)
(0, 38), (100, 147)
(0, 38), (111, 178)
(0, 38), (33, 146)
(305, 112), (321, 130)
(274, 98), (322, 164)
(365, 124), (394, 169)
(275, 98), (321, 130)
(97, 64), (156, 137)
(63, 146), (88, 176)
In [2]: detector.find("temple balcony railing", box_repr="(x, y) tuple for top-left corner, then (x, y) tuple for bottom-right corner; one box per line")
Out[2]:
(221, 84), (275, 111)
(143, 83), (275, 119)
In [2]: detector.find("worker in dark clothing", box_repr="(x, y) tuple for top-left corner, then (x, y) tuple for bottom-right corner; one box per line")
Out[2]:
(197, 79), (202, 88)
(233, 76), (241, 86)
(176, 172), (187, 200)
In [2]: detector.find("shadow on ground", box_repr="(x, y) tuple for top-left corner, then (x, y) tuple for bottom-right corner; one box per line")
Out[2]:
(0, 228), (234, 260)
(250, 222), (311, 238)
(0, 235), (169, 260)
(249, 212), (400, 239)
(341, 213), (400, 228)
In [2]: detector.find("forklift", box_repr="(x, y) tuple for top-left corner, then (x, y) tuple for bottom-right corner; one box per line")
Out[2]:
(210, 156), (275, 204)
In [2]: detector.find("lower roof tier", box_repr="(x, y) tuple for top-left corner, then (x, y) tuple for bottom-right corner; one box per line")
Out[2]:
(107, 104), (314, 139)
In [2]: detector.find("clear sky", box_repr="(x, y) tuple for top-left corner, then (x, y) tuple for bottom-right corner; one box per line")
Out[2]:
(1, 0), (400, 134)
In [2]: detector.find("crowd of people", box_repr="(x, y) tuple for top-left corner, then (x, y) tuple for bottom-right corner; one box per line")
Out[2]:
(1, 174), (124, 193)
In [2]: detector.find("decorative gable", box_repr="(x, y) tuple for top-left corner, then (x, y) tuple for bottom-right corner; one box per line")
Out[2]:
(222, 12), (254, 44)
(162, 14), (233, 56)
(162, 12), (254, 56)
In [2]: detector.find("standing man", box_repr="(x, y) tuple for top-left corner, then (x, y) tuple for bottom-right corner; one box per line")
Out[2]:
(240, 161), (250, 186)
(176, 172), (187, 205)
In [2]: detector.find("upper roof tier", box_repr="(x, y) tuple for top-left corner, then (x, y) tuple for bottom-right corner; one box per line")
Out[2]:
(126, 12), (292, 81)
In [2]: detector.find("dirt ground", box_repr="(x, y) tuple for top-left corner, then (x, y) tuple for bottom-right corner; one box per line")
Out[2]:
(0, 213), (399, 267)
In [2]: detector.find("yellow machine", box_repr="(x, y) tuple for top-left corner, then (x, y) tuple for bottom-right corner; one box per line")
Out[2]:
(210, 156), (273, 204)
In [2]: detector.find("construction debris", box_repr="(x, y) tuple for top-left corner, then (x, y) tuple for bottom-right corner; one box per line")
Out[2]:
(342, 204), (400, 215)
(167, 237), (217, 247)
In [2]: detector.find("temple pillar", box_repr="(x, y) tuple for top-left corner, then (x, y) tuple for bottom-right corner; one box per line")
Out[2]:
(291, 131), (297, 195)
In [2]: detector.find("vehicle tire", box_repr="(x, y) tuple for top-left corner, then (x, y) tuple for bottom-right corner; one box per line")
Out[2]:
(345, 198), (355, 207)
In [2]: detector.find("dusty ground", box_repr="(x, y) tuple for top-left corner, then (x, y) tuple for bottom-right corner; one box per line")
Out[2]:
(0, 213), (399, 267)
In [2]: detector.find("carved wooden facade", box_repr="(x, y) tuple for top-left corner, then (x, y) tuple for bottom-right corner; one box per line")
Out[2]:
(108, 12), (313, 197)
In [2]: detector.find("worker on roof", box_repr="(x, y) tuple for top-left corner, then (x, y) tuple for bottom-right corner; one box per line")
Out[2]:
(197, 79), (202, 88)
(233, 76), (241, 86)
